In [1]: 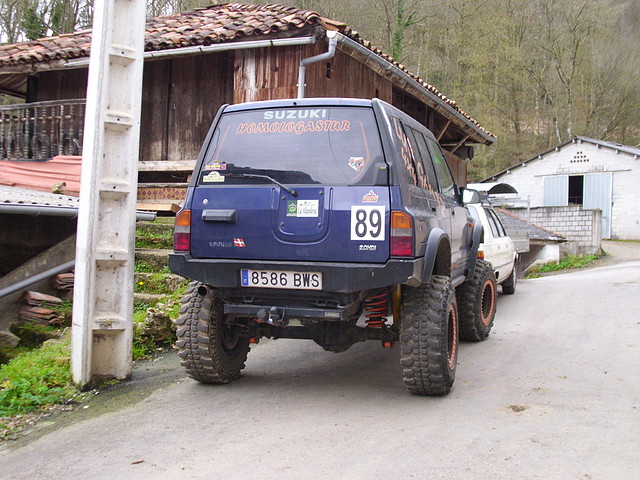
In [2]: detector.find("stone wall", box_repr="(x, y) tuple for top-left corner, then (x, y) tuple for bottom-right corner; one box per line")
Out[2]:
(509, 206), (602, 256)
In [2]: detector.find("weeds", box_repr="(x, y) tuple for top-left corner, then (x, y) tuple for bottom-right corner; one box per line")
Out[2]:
(0, 339), (75, 418)
(525, 254), (599, 278)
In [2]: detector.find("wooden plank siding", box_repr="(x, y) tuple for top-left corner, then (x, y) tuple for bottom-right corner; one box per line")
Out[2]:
(165, 53), (233, 161)
(305, 44), (393, 102)
(140, 60), (170, 162)
(36, 69), (89, 101)
(233, 46), (300, 103)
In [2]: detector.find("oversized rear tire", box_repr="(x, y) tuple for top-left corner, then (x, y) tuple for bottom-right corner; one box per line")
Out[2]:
(175, 282), (250, 384)
(502, 262), (517, 295)
(457, 259), (497, 342)
(400, 275), (458, 396)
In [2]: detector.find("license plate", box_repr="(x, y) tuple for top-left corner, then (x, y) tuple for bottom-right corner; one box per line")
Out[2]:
(240, 269), (322, 290)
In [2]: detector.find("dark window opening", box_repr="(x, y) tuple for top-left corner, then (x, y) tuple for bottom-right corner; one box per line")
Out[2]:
(568, 175), (584, 205)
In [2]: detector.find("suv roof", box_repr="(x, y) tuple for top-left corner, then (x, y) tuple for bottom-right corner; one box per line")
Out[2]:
(224, 97), (374, 113)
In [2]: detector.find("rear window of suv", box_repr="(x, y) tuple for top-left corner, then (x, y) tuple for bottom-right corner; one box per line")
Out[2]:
(199, 106), (385, 186)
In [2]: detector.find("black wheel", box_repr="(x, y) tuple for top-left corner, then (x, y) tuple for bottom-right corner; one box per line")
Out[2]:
(502, 262), (517, 295)
(400, 275), (459, 396)
(175, 282), (250, 384)
(457, 259), (497, 342)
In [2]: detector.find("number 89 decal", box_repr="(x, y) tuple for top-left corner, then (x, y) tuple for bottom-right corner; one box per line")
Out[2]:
(350, 206), (386, 241)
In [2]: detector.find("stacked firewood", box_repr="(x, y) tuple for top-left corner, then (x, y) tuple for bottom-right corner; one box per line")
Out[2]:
(18, 291), (65, 326)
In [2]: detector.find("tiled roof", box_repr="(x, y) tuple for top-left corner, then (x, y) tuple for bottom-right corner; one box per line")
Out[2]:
(0, 4), (321, 66)
(0, 3), (493, 141)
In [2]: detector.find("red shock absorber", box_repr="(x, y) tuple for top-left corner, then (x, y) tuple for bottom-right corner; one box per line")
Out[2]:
(364, 290), (389, 328)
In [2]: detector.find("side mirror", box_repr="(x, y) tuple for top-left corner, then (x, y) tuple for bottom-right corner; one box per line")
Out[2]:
(462, 188), (481, 205)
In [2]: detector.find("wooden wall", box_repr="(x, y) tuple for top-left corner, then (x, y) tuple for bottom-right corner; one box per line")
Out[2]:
(141, 53), (233, 162)
(233, 46), (299, 103)
(36, 69), (89, 101)
(35, 53), (233, 163)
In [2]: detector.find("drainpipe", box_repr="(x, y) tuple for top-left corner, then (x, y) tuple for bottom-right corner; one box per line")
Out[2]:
(297, 30), (338, 99)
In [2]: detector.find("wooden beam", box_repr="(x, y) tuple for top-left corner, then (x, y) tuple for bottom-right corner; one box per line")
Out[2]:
(436, 120), (451, 141)
(447, 135), (469, 154)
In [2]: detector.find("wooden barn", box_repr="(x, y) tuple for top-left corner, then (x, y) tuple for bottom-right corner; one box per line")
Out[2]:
(0, 3), (495, 205)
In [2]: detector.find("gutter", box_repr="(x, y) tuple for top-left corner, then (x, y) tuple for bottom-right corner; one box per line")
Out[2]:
(63, 36), (317, 68)
(334, 33), (496, 145)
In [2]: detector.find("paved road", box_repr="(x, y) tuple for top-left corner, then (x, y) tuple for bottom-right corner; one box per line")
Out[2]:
(2, 260), (639, 479)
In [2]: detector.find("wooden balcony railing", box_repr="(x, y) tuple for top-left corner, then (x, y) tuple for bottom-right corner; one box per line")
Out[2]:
(0, 99), (86, 161)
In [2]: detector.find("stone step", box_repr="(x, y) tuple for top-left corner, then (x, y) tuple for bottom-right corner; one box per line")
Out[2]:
(134, 272), (187, 292)
(133, 292), (166, 306)
(136, 221), (174, 236)
(134, 249), (172, 271)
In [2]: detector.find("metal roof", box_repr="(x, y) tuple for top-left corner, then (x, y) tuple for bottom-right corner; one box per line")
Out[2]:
(0, 185), (79, 207)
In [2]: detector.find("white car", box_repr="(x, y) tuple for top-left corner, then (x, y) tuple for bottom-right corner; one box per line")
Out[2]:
(467, 203), (518, 294)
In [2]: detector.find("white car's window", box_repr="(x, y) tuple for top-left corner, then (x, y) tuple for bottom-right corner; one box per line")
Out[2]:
(486, 208), (507, 237)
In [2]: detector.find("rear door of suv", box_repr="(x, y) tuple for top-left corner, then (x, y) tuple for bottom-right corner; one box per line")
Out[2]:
(189, 102), (391, 264)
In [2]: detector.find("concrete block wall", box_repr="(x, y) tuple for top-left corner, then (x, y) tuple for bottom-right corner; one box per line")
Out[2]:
(509, 206), (602, 256)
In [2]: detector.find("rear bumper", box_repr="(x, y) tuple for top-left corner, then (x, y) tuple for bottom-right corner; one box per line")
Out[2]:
(168, 253), (424, 293)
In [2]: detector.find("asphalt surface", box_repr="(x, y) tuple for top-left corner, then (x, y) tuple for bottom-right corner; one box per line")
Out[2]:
(1, 248), (639, 479)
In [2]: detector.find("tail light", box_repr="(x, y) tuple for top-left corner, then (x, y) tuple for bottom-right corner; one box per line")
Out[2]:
(390, 211), (413, 257)
(174, 209), (191, 252)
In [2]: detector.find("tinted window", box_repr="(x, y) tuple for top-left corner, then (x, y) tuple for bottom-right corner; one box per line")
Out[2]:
(406, 128), (439, 191)
(390, 116), (419, 186)
(426, 137), (456, 198)
(200, 107), (385, 186)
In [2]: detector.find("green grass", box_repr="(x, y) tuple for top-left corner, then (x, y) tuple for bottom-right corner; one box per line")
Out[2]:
(0, 339), (75, 418)
(525, 254), (599, 278)
(134, 260), (171, 274)
(134, 273), (177, 294)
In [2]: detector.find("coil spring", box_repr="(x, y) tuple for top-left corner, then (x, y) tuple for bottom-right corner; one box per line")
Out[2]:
(364, 290), (389, 328)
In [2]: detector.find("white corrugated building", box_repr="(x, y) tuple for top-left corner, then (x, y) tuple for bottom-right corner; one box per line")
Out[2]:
(485, 136), (640, 241)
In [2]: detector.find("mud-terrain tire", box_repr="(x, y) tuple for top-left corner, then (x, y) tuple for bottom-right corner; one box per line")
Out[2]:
(457, 259), (497, 342)
(175, 282), (250, 383)
(400, 275), (459, 396)
(501, 262), (517, 295)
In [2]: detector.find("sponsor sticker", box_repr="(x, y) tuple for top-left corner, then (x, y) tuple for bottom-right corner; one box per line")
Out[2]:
(204, 162), (227, 171)
(297, 200), (319, 217)
(286, 200), (319, 217)
(362, 190), (379, 203)
(287, 201), (298, 216)
(348, 157), (365, 172)
(202, 171), (225, 183)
